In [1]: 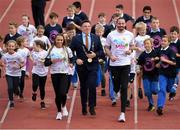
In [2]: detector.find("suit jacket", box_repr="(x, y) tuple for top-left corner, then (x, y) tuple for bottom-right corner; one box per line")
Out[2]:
(70, 33), (104, 71)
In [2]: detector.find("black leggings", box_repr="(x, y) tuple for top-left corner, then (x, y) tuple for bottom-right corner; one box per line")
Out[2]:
(6, 75), (20, 101)
(66, 75), (72, 94)
(51, 73), (68, 112)
(110, 65), (130, 113)
(100, 62), (106, 89)
(32, 74), (47, 100)
(19, 70), (26, 95)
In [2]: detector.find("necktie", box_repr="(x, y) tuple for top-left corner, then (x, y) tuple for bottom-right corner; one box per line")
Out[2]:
(85, 34), (89, 49)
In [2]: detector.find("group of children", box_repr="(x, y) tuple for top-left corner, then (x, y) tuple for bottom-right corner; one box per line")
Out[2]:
(0, 1), (179, 121)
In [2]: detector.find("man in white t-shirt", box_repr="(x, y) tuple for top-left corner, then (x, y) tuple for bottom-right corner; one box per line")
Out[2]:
(105, 17), (134, 122)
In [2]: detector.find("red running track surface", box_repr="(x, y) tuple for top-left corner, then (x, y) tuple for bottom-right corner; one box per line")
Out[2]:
(0, 0), (180, 129)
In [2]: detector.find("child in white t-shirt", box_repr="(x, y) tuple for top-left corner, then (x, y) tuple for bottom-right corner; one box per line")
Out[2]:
(31, 40), (48, 109)
(17, 14), (37, 48)
(16, 36), (30, 100)
(133, 22), (150, 99)
(33, 25), (51, 50)
(1, 40), (24, 109)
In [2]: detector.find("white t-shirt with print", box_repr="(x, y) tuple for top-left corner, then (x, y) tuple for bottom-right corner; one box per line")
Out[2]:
(33, 35), (51, 49)
(2, 52), (24, 76)
(17, 24), (37, 46)
(49, 46), (73, 74)
(106, 30), (134, 66)
(17, 48), (30, 71)
(134, 35), (150, 58)
(31, 50), (48, 76)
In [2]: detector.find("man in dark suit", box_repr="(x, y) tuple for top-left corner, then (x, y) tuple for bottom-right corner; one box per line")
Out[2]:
(70, 20), (104, 116)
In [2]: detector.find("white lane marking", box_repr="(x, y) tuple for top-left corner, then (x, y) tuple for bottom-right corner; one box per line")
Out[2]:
(172, 0), (180, 29)
(88, 0), (96, 20)
(0, 0), (16, 23)
(66, 87), (78, 129)
(0, 101), (10, 124)
(45, 0), (56, 22)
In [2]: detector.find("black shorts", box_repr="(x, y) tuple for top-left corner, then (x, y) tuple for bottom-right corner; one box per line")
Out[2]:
(128, 73), (135, 83)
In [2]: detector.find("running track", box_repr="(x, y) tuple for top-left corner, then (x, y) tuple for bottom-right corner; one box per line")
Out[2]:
(0, 0), (180, 129)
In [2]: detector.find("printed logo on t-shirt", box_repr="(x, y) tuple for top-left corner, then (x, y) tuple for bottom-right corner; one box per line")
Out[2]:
(152, 35), (162, 49)
(50, 49), (65, 60)
(160, 54), (169, 68)
(144, 58), (155, 71)
(146, 23), (151, 32)
(170, 45), (178, 53)
(113, 38), (128, 49)
(6, 58), (20, 70)
(49, 30), (59, 43)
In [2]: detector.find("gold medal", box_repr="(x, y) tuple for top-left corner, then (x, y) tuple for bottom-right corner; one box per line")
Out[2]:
(88, 58), (92, 63)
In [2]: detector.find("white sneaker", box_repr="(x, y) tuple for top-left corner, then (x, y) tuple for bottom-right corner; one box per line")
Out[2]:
(67, 94), (71, 100)
(115, 92), (120, 100)
(72, 82), (78, 89)
(56, 112), (62, 120)
(118, 112), (125, 122)
(62, 106), (68, 117)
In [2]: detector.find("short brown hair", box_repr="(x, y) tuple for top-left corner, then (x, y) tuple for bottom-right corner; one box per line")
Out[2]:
(162, 35), (170, 42)
(81, 20), (91, 26)
(111, 13), (120, 19)
(144, 38), (153, 45)
(16, 36), (26, 47)
(34, 40), (45, 49)
(170, 26), (179, 34)
(9, 21), (18, 28)
(151, 17), (159, 22)
(66, 23), (76, 31)
(49, 12), (58, 19)
(98, 12), (106, 18)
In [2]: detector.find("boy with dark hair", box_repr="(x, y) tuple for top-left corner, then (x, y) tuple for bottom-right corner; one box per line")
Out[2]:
(44, 12), (63, 44)
(72, 1), (88, 21)
(91, 12), (112, 37)
(114, 4), (134, 23)
(133, 5), (153, 31)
